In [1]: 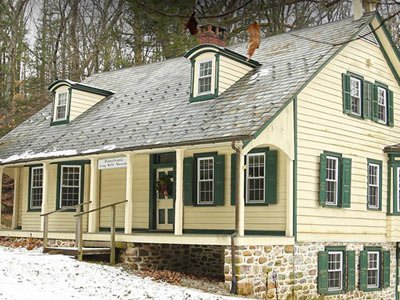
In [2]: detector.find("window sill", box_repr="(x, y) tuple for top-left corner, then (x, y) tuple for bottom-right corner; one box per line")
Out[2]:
(50, 119), (69, 126)
(365, 287), (381, 292)
(367, 206), (381, 211)
(27, 208), (41, 212)
(190, 93), (217, 103)
(325, 289), (346, 295)
(245, 202), (267, 206)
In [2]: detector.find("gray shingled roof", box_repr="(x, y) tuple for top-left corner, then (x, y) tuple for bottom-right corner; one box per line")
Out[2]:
(0, 13), (374, 164)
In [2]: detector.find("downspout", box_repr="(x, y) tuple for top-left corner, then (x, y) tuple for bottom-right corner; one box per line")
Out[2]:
(230, 140), (242, 294)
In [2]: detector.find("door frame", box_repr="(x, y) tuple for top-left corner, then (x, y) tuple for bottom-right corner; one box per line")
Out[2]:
(149, 152), (176, 231)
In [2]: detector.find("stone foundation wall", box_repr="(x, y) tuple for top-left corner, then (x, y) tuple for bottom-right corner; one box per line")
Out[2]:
(120, 243), (224, 279)
(224, 242), (397, 299)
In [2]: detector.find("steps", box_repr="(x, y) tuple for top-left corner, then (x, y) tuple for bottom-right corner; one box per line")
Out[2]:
(43, 244), (111, 258)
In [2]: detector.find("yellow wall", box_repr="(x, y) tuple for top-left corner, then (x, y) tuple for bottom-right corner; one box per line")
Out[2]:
(296, 36), (400, 242)
(18, 164), (89, 232)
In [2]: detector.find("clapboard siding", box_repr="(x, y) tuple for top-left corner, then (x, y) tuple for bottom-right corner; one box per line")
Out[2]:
(296, 37), (400, 242)
(69, 90), (105, 121)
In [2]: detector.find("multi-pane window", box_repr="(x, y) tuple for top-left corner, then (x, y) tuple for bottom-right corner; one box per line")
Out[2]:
(367, 163), (379, 209)
(326, 156), (339, 205)
(377, 86), (387, 123)
(30, 167), (43, 209)
(247, 153), (265, 203)
(60, 166), (81, 207)
(55, 92), (68, 121)
(197, 157), (214, 204)
(398, 168), (400, 213)
(350, 77), (362, 116)
(198, 60), (212, 94)
(367, 251), (380, 288)
(328, 251), (343, 292)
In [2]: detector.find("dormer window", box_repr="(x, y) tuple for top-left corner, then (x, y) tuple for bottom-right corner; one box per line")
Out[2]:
(55, 91), (69, 121)
(198, 59), (213, 95)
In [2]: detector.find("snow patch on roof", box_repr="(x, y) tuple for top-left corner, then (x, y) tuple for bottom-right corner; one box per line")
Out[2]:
(0, 149), (78, 164)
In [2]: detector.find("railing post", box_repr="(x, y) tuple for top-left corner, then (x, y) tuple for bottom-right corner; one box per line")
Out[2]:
(76, 206), (83, 261)
(43, 215), (48, 250)
(110, 205), (116, 264)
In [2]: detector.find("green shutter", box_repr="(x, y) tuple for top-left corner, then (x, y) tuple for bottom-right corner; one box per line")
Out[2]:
(383, 251), (390, 288)
(183, 157), (194, 206)
(214, 155), (225, 206)
(341, 157), (352, 208)
(265, 150), (277, 205)
(342, 73), (351, 114)
(319, 153), (327, 206)
(363, 81), (372, 119)
(347, 251), (356, 291)
(318, 251), (329, 294)
(388, 90), (394, 127)
(231, 154), (236, 205)
(372, 84), (379, 121)
(360, 250), (368, 291)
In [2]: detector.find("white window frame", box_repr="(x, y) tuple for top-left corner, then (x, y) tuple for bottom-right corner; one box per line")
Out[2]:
(246, 153), (265, 204)
(367, 163), (380, 209)
(350, 77), (362, 116)
(327, 251), (343, 292)
(30, 166), (43, 209)
(367, 251), (380, 289)
(197, 157), (214, 205)
(325, 156), (339, 206)
(54, 91), (69, 122)
(59, 165), (82, 208)
(197, 59), (213, 96)
(377, 86), (387, 124)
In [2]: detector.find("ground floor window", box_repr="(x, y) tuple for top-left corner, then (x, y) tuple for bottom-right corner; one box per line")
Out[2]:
(60, 165), (82, 208)
(328, 251), (343, 291)
(29, 166), (43, 210)
(367, 251), (380, 289)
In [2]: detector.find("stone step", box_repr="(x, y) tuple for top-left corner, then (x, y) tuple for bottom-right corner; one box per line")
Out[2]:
(82, 241), (110, 248)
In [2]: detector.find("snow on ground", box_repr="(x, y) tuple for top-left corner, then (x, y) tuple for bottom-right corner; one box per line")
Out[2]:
(0, 247), (248, 300)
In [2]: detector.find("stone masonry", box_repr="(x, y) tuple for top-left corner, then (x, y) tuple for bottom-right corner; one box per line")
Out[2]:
(224, 242), (397, 299)
(120, 243), (225, 279)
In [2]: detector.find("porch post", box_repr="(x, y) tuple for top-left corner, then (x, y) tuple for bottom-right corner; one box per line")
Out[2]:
(88, 157), (100, 233)
(0, 167), (3, 227)
(11, 168), (20, 229)
(174, 149), (184, 235)
(238, 151), (245, 237)
(286, 158), (294, 236)
(124, 153), (134, 234)
(41, 162), (50, 231)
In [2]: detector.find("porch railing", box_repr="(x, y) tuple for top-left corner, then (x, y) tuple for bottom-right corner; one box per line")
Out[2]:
(40, 201), (92, 251)
(73, 200), (128, 263)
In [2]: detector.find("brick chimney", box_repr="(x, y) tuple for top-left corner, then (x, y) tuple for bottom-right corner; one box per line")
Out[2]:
(198, 24), (227, 47)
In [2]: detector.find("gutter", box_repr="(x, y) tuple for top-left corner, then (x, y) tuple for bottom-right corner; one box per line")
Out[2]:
(230, 140), (243, 294)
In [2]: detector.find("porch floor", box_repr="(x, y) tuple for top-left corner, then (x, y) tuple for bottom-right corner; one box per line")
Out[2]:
(0, 229), (294, 246)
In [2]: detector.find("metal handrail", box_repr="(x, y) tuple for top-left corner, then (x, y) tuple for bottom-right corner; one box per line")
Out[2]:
(74, 200), (127, 217)
(73, 200), (128, 264)
(42, 201), (92, 251)
(40, 201), (92, 216)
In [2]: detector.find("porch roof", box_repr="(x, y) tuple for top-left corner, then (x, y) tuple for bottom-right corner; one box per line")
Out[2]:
(0, 13), (374, 165)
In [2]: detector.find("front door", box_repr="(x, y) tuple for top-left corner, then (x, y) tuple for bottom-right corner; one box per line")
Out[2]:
(156, 168), (174, 230)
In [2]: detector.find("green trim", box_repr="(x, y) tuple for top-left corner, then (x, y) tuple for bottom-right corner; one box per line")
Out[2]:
(193, 152), (219, 206)
(365, 246), (382, 252)
(371, 22), (400, 86)
(375, 81), (389, 89)
(248, 147), (269, 153)
(99, 227), (125, 232)
(190, 93), (218, 102)
(48, 79), (113, 96)
(367, 159), (382, 211)
(215, 53), (220, 95)
(190, 60), (195, 99)
(325, 246), (346, 251)
(50, 119), (69, 126)
(293, 96), (297, 240)
(194, 152), (218, 158)
(23, 164), (42, 168)
(323, 151), (343, 158)
(27, 165), (43, 212)
(51, 160), (91, 165)
(346, 71), (364, 80)
(56, 163), (85, 211)
(373, 13), (400, 85)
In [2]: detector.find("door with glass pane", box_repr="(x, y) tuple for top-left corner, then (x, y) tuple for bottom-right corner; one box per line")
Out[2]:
(156, 168), (174, 230)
